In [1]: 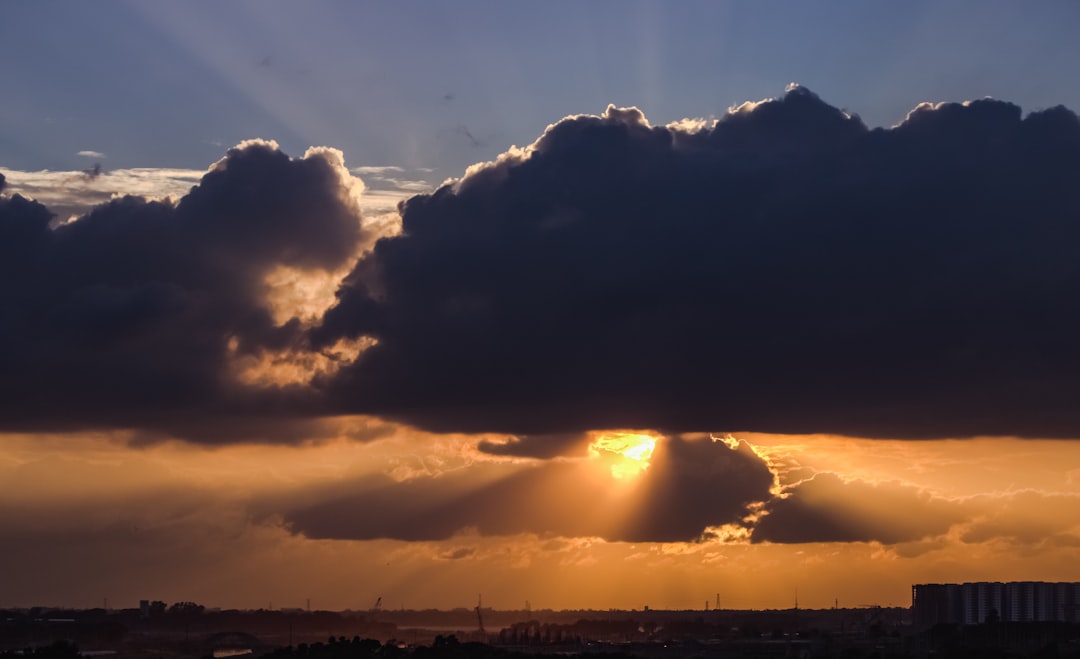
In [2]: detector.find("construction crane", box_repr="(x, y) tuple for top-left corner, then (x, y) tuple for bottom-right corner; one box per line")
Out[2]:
(475, 594), (485, 634)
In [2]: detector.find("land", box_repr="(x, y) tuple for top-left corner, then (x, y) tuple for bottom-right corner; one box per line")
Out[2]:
(4, 603), (1079, 658)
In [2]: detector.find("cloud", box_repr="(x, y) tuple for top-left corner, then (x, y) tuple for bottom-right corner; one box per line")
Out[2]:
(6, 87), (1080, 445)
(284, 435), (775, 542)
(750, 473), (968, 544)
(0, 140), (368, 442)
(477, 432), (591, 458)
(437, 546), (476, 560)
(77, 150), (106, 159)
(313, 87), (1080, 439)
(0, 164), (413, 239)
(628, 435), (777, 542)
(351, 165), (406, 175)
(958, 490), (1080, 546)
(348, 165), (434, 197)
(0, 166), (203, 221)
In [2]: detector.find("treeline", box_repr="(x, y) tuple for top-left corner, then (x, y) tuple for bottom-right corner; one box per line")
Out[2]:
(0, 640), (80, 659)
(258, 635), (638, 659)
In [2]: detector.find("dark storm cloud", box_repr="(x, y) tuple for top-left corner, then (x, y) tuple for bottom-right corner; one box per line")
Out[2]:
(477, 432), (591, 458)
(314, 87), (1080, 438)
(284, 435), (775, 542)
(750, 473), (967, 544)
(0, 141), (365, 441)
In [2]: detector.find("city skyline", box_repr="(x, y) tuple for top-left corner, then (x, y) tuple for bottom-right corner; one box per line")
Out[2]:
(4, 1), (1080, 612)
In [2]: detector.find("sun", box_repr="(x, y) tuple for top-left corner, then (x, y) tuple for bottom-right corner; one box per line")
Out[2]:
(588, 432), (658, 480)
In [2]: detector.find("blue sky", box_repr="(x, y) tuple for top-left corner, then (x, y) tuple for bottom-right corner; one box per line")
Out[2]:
(5, 0), (1080, 180)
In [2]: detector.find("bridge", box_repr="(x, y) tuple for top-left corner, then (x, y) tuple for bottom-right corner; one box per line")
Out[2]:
(202, 631), (268, 654)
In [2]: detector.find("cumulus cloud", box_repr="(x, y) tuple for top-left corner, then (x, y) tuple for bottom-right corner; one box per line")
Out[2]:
(0, 140), (367, 441)
(284, 435), (775, 543)
(5, 87), (1080, 445)
(313, 87), (1080, 439)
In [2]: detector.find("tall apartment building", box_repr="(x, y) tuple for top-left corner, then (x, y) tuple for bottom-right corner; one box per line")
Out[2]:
(913, 582), (1080, 628)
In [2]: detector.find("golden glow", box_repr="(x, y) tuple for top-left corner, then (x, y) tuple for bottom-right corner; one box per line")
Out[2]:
(263, 265), (355, 325)
(589, 432), (658, 480)
(6, 431), (1080, 609)
(229, 336), (374, 387)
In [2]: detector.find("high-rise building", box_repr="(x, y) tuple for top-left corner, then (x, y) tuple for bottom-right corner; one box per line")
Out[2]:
(913, 582), (1080, 628)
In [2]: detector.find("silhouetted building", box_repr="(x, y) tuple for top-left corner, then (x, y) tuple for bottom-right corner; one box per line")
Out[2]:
(913, 582), (1080, 628)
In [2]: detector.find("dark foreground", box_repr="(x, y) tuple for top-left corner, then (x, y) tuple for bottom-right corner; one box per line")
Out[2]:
(6, 605), (1080, 658)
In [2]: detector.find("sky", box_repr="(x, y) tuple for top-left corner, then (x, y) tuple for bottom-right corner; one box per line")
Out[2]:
(3, 0), (1080, 612)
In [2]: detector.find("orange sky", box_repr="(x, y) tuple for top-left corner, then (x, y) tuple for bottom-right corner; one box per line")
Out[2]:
(4, 427), (1080, 611)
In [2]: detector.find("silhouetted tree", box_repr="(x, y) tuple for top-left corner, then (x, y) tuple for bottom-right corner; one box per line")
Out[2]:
(168, 601), (205, 617)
